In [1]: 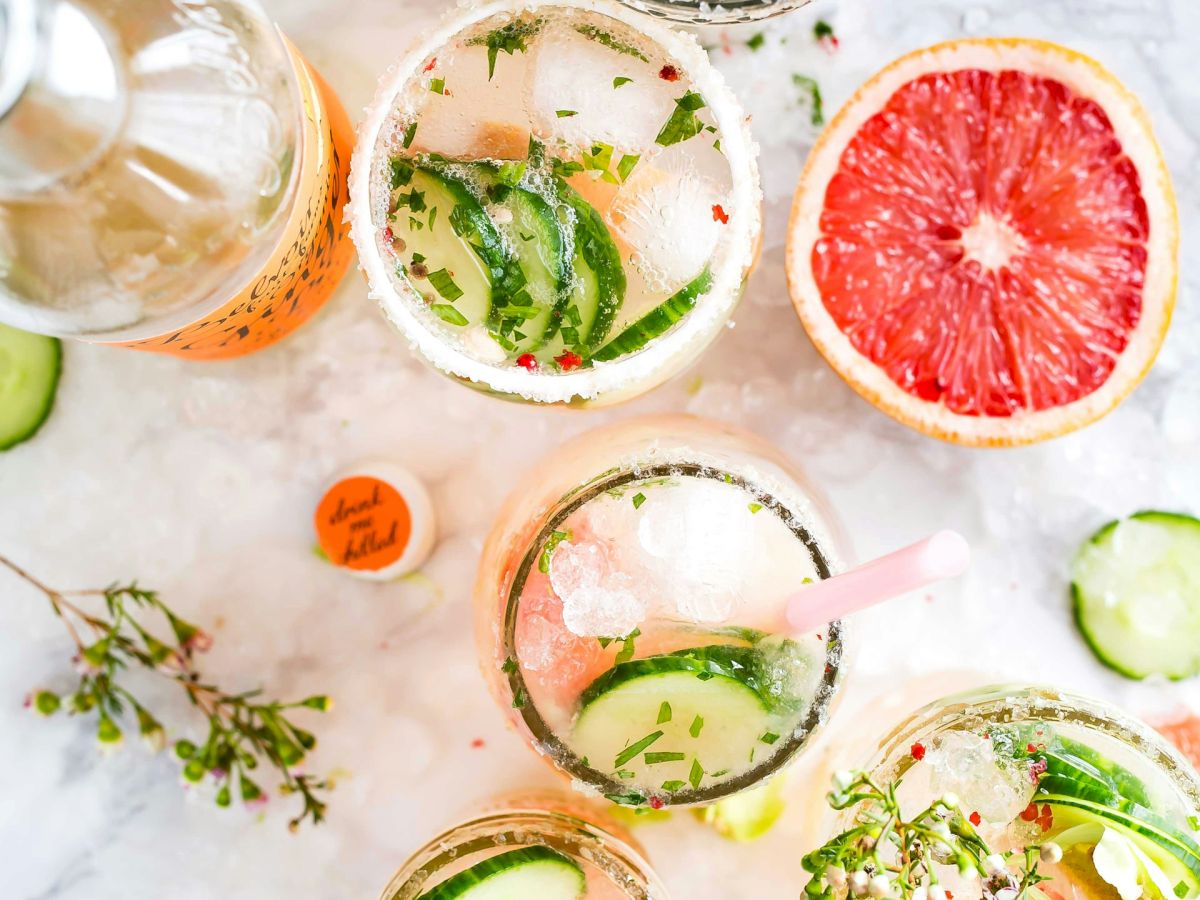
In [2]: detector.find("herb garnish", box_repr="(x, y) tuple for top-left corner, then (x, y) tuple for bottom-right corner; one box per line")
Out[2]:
(538, 529), (571, 574)
(617, 154), (640, 182)
(556, 109), (578, 118)
(3, 555), (333, 831)
(614, 627), (640, 664)
(467, 18), (543, 80)
(689, 758), (704, 789)
(645, 751), (686, 764)
(632, 492), (647, 509)
(429, 77), (446, 95)
(613, 76), (633, 88)
(402, 122), (418, 149)
(657, 701), (672, 724)
(747, 32), (765, 51)
(615, 730), (664, 768)
(390, 157), (414, 189)
(431, 304), (468, 326)
(574, 24), (649, 62)
(426, 268), (463, 302)
(662, 779), (687, 792)
(748, 502), (763, 514)
(690, 715), (705, 738)
(656, 91), (708, 147)
(793, 74), (825, 126)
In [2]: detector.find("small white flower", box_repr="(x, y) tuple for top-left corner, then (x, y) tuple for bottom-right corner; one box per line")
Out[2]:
(928, 885), (948, 900)
(868, 874), (892, 898)
(911, 887), (928, 900)
(984, 853), (1008, 877)
(832, 769), (855, 791)
(931, 821), (952, 841)
(995, 890), (1019, 900)
(849, 871), (870, 897)
(939, 792), (960, 810)
(825, 865), (847, 889)
(1039, 842), (1063, 865)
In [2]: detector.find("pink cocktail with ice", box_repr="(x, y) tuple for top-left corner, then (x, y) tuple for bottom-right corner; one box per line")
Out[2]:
(475, 415), (850, 809)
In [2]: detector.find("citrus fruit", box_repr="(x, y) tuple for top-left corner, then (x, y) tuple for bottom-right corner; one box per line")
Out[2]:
(787, 39), (1178, 446)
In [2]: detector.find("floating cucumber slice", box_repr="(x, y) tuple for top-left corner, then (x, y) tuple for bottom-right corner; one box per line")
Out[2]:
(591, 268), (712, 363)
(417, 846), (585, 900)
(0, 324), (61, 451)
(561, 181), (625, 350)
(573, 644), (772, 797)
(1072, 511), (1200, 680)
(1041, 794), (1200, 896)
(390, 165), (504, 329)
(1052, 737), (1154, 809)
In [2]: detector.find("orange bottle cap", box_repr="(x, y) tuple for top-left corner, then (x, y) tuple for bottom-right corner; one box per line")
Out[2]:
(314, 462), (436, 580)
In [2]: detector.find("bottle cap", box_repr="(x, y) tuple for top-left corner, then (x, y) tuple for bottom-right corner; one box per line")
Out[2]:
(314, 462), (436, 580)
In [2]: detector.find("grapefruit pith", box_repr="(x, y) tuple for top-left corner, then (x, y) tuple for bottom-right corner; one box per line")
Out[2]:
(787, 39), (1178, 447)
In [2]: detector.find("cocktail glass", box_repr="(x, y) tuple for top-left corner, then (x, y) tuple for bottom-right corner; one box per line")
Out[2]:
(824, 685), (1200, 900)
(613, 0), (814, 27)
(376, 792), (669, 899)
(474, 415), (850, 809)
(349, 0), (761, 406)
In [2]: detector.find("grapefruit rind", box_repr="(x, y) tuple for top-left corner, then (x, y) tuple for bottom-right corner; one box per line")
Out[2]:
(787, 38), (1178, 447)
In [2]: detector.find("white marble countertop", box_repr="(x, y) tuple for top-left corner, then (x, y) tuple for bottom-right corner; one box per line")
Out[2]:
(3, 0), (1199, 897)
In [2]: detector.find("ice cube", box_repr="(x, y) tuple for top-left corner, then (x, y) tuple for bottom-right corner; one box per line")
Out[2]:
(524, 21), (673, 154)
(550, 540), (646, 637)
(927, 730), (1035, 824)
(607, 146), (724, 293)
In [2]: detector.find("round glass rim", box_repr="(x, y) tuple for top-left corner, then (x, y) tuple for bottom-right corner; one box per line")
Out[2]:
(347, 0), (763, 405)
(858, 683), (1200, 810)
(0, 0), (306, 340)
(376, 808), (666, 900)
(499, 459), (846, 807)
(612, 0), (813, 27)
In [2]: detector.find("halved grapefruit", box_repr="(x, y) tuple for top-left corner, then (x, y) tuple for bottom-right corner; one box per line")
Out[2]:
(787, 39), (1178, 447)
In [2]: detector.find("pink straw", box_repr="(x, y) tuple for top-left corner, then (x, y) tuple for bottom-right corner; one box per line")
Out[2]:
(785, 530), (971, 633)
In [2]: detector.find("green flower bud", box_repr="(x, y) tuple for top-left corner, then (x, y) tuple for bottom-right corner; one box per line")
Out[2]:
(215, 784), (231, 808)
(32, 690), (60, 716)
(174, 739), (197, 760)
(299, 695), (332, 712)
(96, 714), (122, 745)
(182, 759), (206, 783)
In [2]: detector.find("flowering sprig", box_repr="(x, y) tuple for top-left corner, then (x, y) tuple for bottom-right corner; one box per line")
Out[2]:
(802, 770), (1059, 900)
(5, 554), (333, 831)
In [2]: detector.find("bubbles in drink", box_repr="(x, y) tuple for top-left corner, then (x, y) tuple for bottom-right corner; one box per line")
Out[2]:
(926, 730), (1036, 825)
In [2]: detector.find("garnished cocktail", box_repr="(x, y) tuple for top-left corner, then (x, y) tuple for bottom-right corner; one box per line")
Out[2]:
(376, 795), (668, 899)
(349, 0), (761, 405)
(475, 416), (848, 808)
(804, 686), (1200, 900)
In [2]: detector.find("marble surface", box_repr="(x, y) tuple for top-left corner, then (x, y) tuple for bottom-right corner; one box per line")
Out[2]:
(3, 0), (1200, 897)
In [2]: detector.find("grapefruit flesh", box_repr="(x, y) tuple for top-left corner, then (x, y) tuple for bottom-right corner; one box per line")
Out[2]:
(789, 40), (1177, 446)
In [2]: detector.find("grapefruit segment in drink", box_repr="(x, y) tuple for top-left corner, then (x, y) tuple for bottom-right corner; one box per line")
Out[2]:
(788, 39), (1178, 446)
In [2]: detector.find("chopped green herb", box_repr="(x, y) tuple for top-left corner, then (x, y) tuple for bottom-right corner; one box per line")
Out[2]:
(613, 76), (633, 88)
(519, 231), (535, 241)
(467, 18), (543, 80)
(617, 153), (639, 182)
(512, 687), (526, 709)
(408, 217), (423, 231)
(538, 529), (571, 573)
(389, 157), (414, 189)
(1175, 883), (1189, 899)
(614, 730), (663, 768)
(760, 732), (780, 745)
(661, 779), (687, 792)
(556, 109), (578, 118)
(712, 138), (722, 153)
(497, 160), (527, 186)
(802, 576), (814, 585)
(689, 715), (704, 738)
(597, 636), (615, 649)
(696, 671), (714, 682)
(426, 268), (463, 302)
(632, 492), (647, 509)
(688, 758), (704, 790)
(645, 751), (686, 764)
(710, 768), (729, 778)
(550, 158), (585, 178)
(430, 77), (446, 95)
(748, 502), (763, 514)
(656, 91), (708, 147)
(402, 122), (418, 149)
(427, 206), (438, 230)
(431, 304), (468, 326)
(814, 20), (835, 41)
(657, 701), (672, 724)
(616, 769), (635, 780)
(396, 188), (426, 213)
(792, 74), (825, 126)
(574, 24), (649, 61)
(615, 627), (641, 664)
(747, 32), (765, 51)
(501, 657), (518, 674)
(411, 251), (426, 264)
(1190, 815), (1200, 831)
(604, 790), (647, 807)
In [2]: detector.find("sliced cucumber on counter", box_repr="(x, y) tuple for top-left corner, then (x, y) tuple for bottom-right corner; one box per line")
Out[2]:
(591, 268), (712, 363)
(573, 644), (773, 797)
(1071, 511), (1200, 680)
(0, 323), (61, 451)
(418, 846), (585, 900)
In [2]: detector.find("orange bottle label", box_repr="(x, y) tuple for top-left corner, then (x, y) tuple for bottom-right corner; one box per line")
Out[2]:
(315, 476), (413, 572)
(109, 40), (355, 359)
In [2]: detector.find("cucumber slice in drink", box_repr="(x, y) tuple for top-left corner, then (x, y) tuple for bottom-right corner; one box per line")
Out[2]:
(1071, 511), (1200, 680)
(591, 268), (712, 363)
(573, 645), (772, 798)
(417, 846), (585, 900)
(0, 324), (61, 451)
(1041, 794), (1200, 896)
(1052, 737), (1154, 809)
(391, 165), (504, 329)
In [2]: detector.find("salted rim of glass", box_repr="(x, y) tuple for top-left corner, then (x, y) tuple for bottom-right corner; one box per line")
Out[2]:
(854, 684), (1200, 820)
(499, 459), (846, 807)
(613, 0), (813, 27)
(347, 0), (762, 404)
(377, 809), (666, 900)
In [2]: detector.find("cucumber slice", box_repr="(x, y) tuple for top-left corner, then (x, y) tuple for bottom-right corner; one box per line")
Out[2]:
(572, 644), (772, 797)
(560, 182), (625, 350)
(591, 268), (712, 363)
(0, 324), (61, 451)
(390, 164), (505, 330)
(1071, 511), (1200, 680)
(1041, 795), (1200, 897)
(418, 846), (585, 900)
(694, 777), (786, 842)
(1052, 737), (1154, 809)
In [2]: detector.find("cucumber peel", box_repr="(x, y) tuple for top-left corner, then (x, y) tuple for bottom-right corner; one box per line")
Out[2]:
(416, 846), (585, 900)
(1071, 511), (1200, 680)
(0, 323), (61, 451)
(591, 268), (712, 363)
